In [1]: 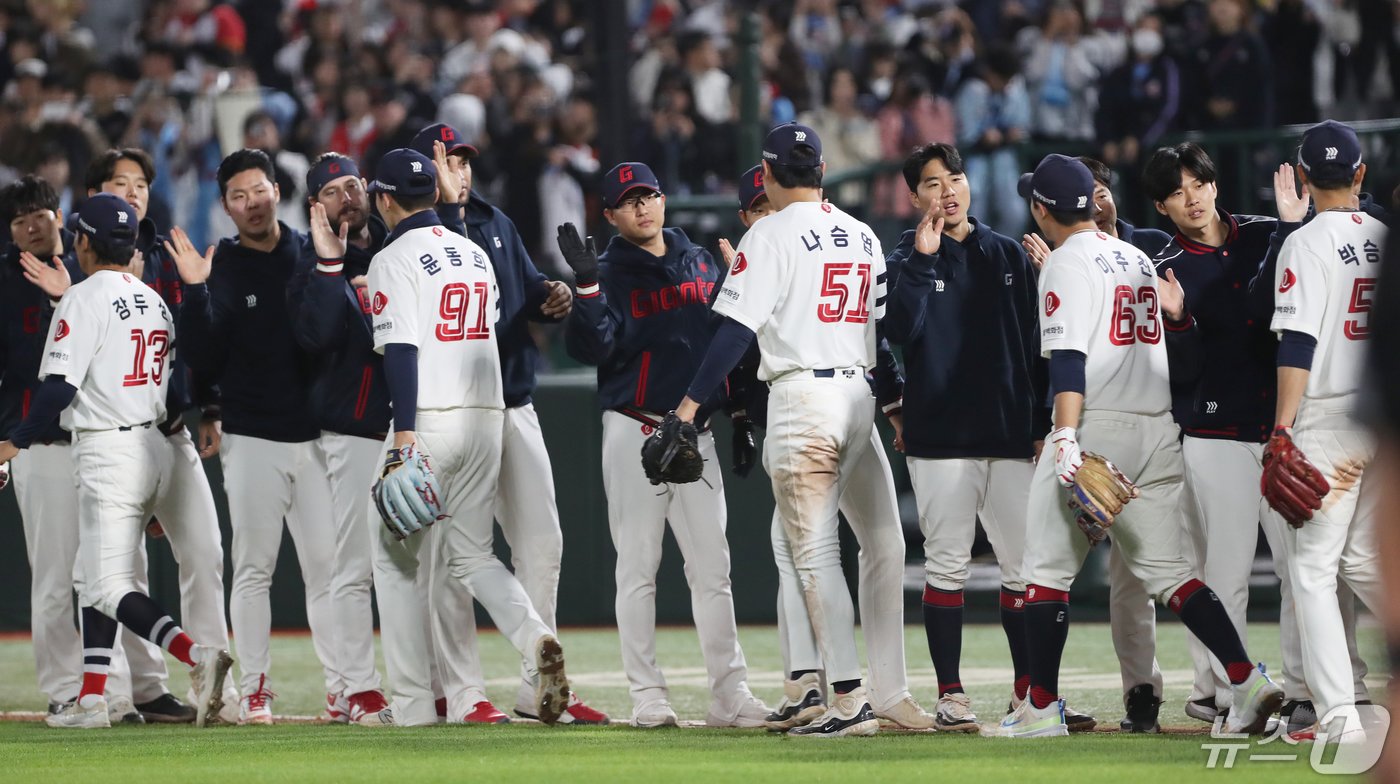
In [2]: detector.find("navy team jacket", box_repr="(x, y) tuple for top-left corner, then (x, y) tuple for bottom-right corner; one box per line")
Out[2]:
(0, 232), (81, 443)
(463, 191), (557, 408)
(136, 219), (217, 424)
(884, 219), (1048, 459)
(1154, 209), (1278, 443)
(1117, 218), (1172, 258)
(180, 222), (319, 443)
(565, 227), (726, 422)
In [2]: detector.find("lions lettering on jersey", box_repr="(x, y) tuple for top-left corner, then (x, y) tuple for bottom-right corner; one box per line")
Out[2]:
(1271, 210), (1388, 402)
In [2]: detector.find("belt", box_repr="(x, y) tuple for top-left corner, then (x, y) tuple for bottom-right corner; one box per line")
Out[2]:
(772, 367), (865, 383)
(615, 407), (711, 434)
(117, 421), (154, 432)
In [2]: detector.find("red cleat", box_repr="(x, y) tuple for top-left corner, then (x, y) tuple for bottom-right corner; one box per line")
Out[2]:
(463, 701), (510, 724)
(323, 692), (349, 724)
(348, 690), (392, 726)
(562, 694), (610, 725)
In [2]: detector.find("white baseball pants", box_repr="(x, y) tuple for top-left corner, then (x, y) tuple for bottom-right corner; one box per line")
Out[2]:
(319, 431), (385, 697)
(600, 410), (754, 719)
(219, 432), (341, 696)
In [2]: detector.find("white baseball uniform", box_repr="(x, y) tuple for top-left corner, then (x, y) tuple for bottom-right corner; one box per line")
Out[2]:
(1270, 209), (1385, 722)
(715, 200), (885, 685)
(368, 216), (554, 726)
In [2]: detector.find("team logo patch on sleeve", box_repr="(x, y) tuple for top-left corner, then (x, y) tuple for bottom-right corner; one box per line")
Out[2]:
(731, 253), (748, 274)
(372, 291), (388, 315)
(1279, 268), (1297, 293)
(1044, 291), (1060, 316)
(54, 319), (70, 341)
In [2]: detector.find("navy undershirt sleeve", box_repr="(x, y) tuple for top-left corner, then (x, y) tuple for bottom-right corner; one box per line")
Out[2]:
(1048, 350), (1087, 397)
(686, 317), (756, 404)
(1277, 329), (1318, 371)
(11, 376), (76, 449)
(382, 344), (419, 433)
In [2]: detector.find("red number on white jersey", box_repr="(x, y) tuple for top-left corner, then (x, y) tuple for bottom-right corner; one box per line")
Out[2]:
(123, 329), (171, 387)
(1344, 278), (1377, 340)
(1107, 285), (1161, 346)
(816, 262), (871, 324)
(435, 282), (491, 342)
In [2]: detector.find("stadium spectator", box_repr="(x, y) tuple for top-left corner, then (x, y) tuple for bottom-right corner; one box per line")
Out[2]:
(799, 66), (881, 207)
(955, 45), (1032, 237)
(1095, 14), (1180, 170)
(874, 68), (954, 219)
(1018, 1), (1107, 142)
(1184, 0), (1273, 131)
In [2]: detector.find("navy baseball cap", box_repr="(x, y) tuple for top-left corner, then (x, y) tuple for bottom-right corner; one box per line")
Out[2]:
(306, 154), (361, 197)
(738, 164), (766, 210)
(410, 122), (479, 159)
(368, 149), (438, 197)
(602, 162), (662, 208)
(1298, 119), (1362, 181)
(762, 122), (822, 168)
(1017, 154), (1095, 211)
(75, 193), (139, 247)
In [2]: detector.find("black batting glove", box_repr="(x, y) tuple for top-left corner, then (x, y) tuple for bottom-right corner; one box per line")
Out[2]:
(556, 222), (599, 288)
(731, 416), (756, 478)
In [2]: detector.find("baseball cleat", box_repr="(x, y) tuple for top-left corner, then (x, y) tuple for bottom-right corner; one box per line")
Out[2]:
(764, 673), (825, 731)
(190, 645), (233, 728)
(533, 634), (570, 725)
(465, 701), (511, 724)
(787, 687), (878, 738)
(1185, 697), (1220, 723)
(238, 674), (275, 726)
(1283, 699), (1317, 735)
(631, 698), (679, 728)
(349, 690), (393, 726)
(876, 695), (936, 730)
(707, 694), (771, 728)
(135, 693), (195, 724)
(1225, 665), (1285, 735)
(514, 691), (609, 725)
(983, 697), (1067, 738)
(323, 692), (351, 723)
(107, 694), (145, 724)
(47, 697), (111, 729)
(48, 699), (75, 715)
(1118, 684), (1162, 733)
(1064, 703), (1097, 732)
(933, 692), (978, 732)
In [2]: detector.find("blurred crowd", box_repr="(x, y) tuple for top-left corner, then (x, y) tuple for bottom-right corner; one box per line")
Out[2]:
(0, 0), (1394, 272)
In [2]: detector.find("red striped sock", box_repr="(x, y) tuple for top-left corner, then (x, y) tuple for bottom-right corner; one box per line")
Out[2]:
(1226, 662), (1255, 685)
(1029, 686), (1058, 710)
(168, 633), (195, 667)
(1014, 675), (1030, 701)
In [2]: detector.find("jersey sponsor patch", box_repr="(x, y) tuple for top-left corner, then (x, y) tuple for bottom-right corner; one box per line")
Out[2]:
(54, 319), (70, 341)
(1279, 268), (1297, 293)
(372, 291), (388, 315)
(1045, 291), (1061, 316)
(731, 252), (747, 274)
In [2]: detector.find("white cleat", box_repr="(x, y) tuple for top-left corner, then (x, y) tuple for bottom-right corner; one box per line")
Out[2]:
(787, 686), (879, 738)
(933, 692), (978, 732)
(1225, 665), (1285, 736)
(631, 698), (680, 728)
(190, 645), (234, 728)
(877, 695), (936, 730)
(107, 694), (145, 725)
(47, 697), (111, 729)
(238, 674), (275, 726)
(707, 694), (772, 728)
(982, 697), (1068, 738)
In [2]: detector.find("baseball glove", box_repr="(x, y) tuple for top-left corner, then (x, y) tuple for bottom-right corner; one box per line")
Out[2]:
(372, 442), (446, 540)
(1067, 453), (1140, 545)
(1261, 427), (1330, 528)
(640, 412), (705, 485)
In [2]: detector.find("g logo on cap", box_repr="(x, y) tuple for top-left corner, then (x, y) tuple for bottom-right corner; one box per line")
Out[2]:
(619, 165), (634, 184)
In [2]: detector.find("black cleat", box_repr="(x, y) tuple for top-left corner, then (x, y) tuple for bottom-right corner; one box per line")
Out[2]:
(787, 688), (879, 738)
(135, 693), (197, 724)
(1118, 684), (1162, 734)
(1282, 699), (1316, 734)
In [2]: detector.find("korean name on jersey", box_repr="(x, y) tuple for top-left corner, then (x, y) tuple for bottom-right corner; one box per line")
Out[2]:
(39, 270), (174, 431)
(1038, 230), (1171, 416)
(368, 223), (504, 411)
(1271, 210), (1387, 403)
(713, 201), (886, 380)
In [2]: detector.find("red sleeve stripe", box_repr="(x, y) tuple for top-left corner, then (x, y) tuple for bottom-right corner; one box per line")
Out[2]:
(577, 282), (600, 298)
(316, 260), (344, 275)
(1164, 314), (1194, 332)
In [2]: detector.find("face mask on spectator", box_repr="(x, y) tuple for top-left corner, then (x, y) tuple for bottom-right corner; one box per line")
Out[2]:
(870, 76), (892, 101)
(1132, 29), (1163, 58)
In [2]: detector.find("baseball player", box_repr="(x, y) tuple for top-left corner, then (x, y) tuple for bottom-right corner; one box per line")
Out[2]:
(1267, 120), (1385, 742)
(0, 193), (233, 729)
(86, 149), (239, 723)
(1144, 141), (1368, 729)
(407, 124), (605, 725)
(987, 154), (1282, 738)
(719, 165), (931, 732)
(559, 161), (769, 729)
(169, 149), (342, 724)
(0, 175), (178, 724)
(673, 123), (888, 737)
(364, 148), (571, 727)
(883, 142), (1092, 733)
